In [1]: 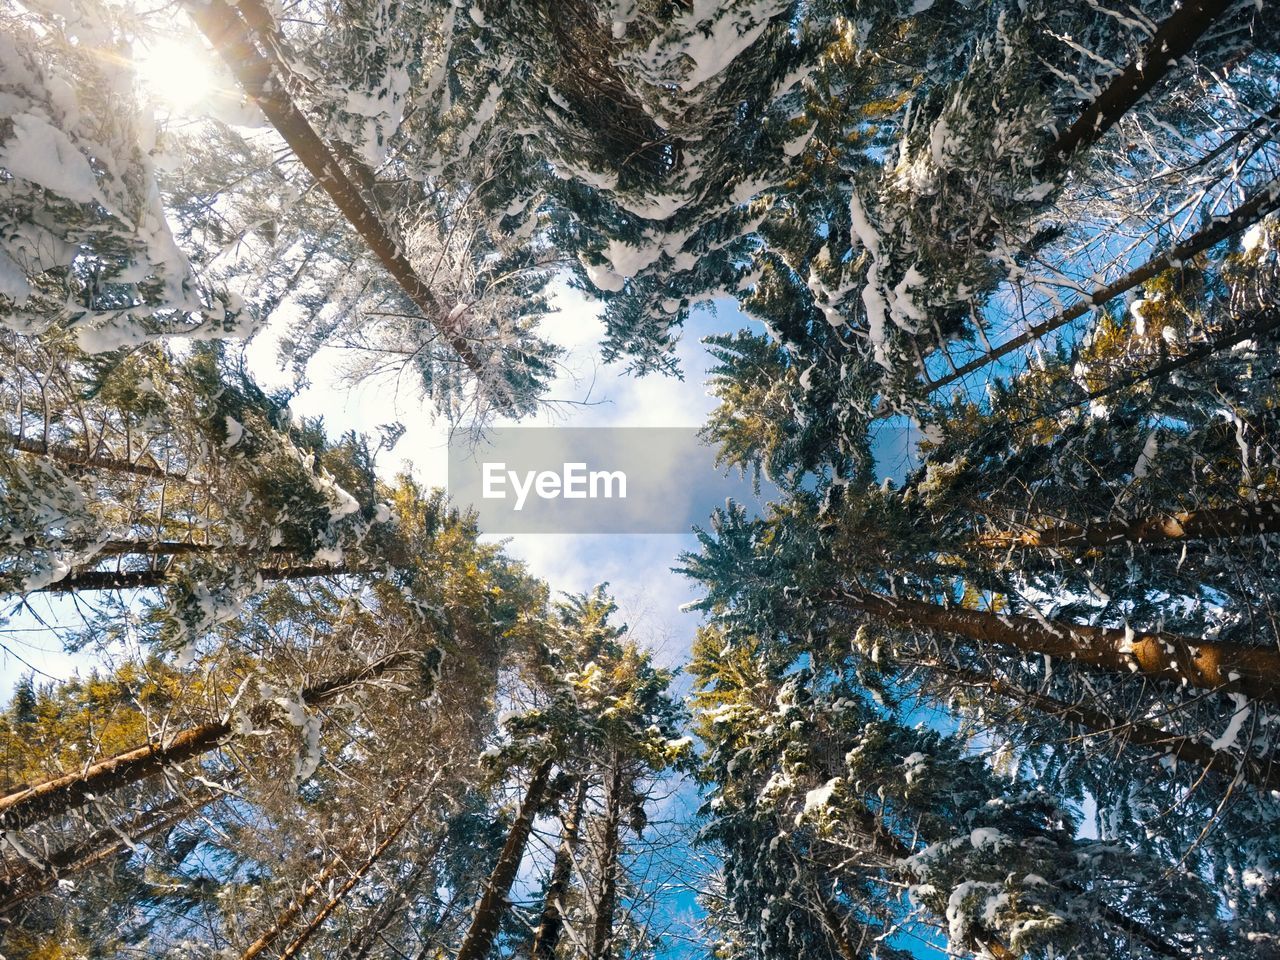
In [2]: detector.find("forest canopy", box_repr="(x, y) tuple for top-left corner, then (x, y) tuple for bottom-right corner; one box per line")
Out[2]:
(1, 0), (1279, 958)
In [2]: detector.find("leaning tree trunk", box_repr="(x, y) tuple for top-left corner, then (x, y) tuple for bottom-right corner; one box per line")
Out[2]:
(588, 762), (625, 960)
(0, 651), (416, 832)
(272, 793), (432, 960)
(902, 175), (1280, 403)
(977, 498), (1280, 550)
(454, 758), (554, 960)
(239, 852), (349, 960)
(345, 858), (435, 960)
(992, 303), (1280, 426)
(531, 777), (588, 960)
(914, 175), (1280, 400)
(809, 880), (870, 960)
(183, 0), (483, 376)
(5, 434), (192, 482)
(843, 589), (1280, 706)
(31, 562), (362, 594)
(1049, 0), (1238, 162)
(925, 661), (1280, 794)
(75, 540), (294, 559)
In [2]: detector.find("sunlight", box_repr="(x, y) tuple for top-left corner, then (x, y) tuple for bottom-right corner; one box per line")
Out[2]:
(133, 37), (215, 112)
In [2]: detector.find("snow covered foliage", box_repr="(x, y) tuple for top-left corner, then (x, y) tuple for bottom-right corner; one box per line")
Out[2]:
(685, 263), (1280, 948)
(0, 3), (253, 348)
(0, 333), (401, 646)
(691, 630), (1245, 959)
(0, 449), (95, 593)
(4, 1), (1280, 956)
(420, 0), (817, 373)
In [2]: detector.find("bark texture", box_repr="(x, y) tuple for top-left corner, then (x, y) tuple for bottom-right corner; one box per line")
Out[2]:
(978, 499), (1280, 550)
(32, 562), (361, 594)
(532, 778), (587, 960)
(454, 758), (554, 960)
(1050, 0), (1237, 161)
(844, 590), (1280, 705)
(588, 763), (624, 960)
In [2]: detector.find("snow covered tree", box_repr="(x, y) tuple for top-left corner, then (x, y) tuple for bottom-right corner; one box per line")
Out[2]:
(0, 0), (252, 347)
(0, 334), (401, 651)
(0, 464), (550, 956)
(452, 585), (688, 960)
(690, 624), (1251, 958)
(685, 221), (1280, 945)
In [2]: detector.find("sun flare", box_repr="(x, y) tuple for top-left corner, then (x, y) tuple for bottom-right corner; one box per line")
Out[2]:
(133, 38), (215, 112)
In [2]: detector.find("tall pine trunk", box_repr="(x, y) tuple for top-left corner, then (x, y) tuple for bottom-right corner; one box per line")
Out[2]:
(345, 858), (434, 959)
(0, 652), (415, 831)
(84, 541), (291, 558)
(809, 883), (870, 960)
(916, 175), (1280, 399)
(183, 0), (484, 375)
(271, 793), (432, 960)
(588, 762), (624, 960)
(1050, 0), (1237, 160)
(240, 852), (348, 960)
(5, 434), (191, 482)
(531, 778), (587, 960)
(32, 562), (361, 594)
(977, 498), (1280, 549)
(843, 590), (1280, 705)
(454, 758), (554, 960)
(928, 662), (1279, 793)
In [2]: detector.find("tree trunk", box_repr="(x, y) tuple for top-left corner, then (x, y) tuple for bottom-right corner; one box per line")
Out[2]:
(531, 778), (587, 960)
(978, 499), (1280, 550)
(994, 303), (1280, 427)
(84, 541), (293, 558)
(31, 562), (361, 594)
(588, 763), (624, 960)
(808, 881), (868, 960)
(843, 589), (1280, 705)
(183, 0), (484, 376)
(240, 852), (348, 960)
(911, 175), (1280, 401)
(1050, 0), (1237, 161)
(933, 662), (1280, 793)
(273, 794), (431, 960)
(0, 651), (416, 832)
(5, 435), (191, 482)
(0, 793), (204, 912)
(454, 758), (554, 960)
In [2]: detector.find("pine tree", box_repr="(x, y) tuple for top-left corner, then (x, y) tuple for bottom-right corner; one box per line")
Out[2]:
(690, 626), (1244, 958)
(451, 586), (687, 960)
